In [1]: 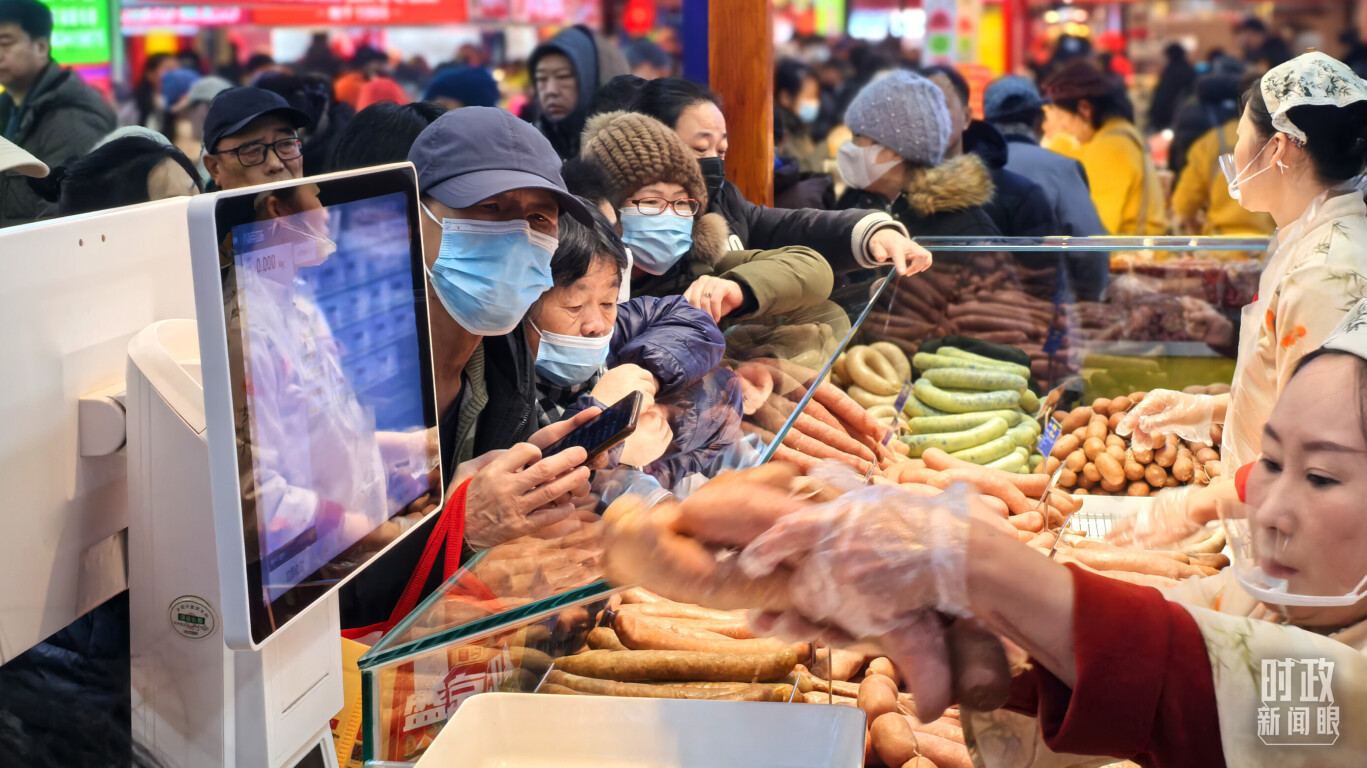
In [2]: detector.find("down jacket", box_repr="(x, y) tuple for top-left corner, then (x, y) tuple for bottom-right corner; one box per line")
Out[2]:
(0, 62), (115, 227)
(834, 153), (1002, 238)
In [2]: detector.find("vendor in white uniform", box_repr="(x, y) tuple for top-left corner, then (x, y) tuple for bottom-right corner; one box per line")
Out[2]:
(1113, 52), (1367, 548)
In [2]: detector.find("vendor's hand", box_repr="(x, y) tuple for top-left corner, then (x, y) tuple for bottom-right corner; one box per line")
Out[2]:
(1115, 389), (1217, 450)
(592, 364), (658, 408)
(458, 409), (602, 551)
(683, 275), (745, 322)
(1106, 479), (1225, 550)
(619, 404), (674, 467)
(868, 228), (932, 276)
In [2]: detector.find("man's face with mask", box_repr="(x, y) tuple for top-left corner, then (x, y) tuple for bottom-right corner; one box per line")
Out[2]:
(535, 53), (578, 121)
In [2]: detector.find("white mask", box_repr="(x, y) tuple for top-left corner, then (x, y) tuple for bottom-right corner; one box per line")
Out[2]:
(1219, 137), (1277, 203)
(837, 141), (901, 191)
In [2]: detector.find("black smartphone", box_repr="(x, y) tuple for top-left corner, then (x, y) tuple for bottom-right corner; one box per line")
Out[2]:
(544, 391), (644, 464)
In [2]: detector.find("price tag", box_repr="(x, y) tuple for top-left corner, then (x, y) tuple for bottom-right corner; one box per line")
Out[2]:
(882, 380), (914, 446)
(1042, 326), (1065, 356)
(1037, 417), (1061, 459)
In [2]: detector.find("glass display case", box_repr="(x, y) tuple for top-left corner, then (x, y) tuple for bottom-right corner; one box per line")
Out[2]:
(356, 236), (1267, 765)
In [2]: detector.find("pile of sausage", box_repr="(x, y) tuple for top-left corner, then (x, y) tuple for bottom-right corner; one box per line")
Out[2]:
(737, 356), (911, 476)
(1023, 527), (1230, 590)
(1040, 393), (1224, 497)
(862, 259), (1073, 385)
(544, 587), (981, 768)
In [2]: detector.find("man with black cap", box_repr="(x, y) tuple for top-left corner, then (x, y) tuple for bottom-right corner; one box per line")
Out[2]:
(201, 86), (310, 190)
(408, 105), (604, 555)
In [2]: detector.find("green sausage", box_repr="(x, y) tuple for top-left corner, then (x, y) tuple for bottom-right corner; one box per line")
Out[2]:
(1029, 454), (1044, 470)
(1006, 422), (1039, 449)
(913, 379), (1022, 414)
(907, 409), (1023, 434)
(950, 434), (1018, 464)
(902, 393), (948, 419)
(1020, 389), (1040, 413)
(924, 367), (1029, 393)
(935, 347), (1032, 379)
(901, 417), (1010, 458)
(986, 452), (1027, 473)
(913, 352), (1027, 378)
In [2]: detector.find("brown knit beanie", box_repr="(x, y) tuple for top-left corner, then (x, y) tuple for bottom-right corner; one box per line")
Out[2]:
(580, 110), (708, 210)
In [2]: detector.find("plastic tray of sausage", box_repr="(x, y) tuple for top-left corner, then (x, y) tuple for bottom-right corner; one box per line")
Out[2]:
(1071, 496), (1145, 539)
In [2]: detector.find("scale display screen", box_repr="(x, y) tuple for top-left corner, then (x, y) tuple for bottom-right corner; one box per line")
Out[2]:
(213, 169), (439, 642)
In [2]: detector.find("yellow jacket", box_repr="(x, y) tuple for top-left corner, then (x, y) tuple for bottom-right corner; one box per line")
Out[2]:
(1078, 117), (1167, 235)
(1171, 122), (1277, 237)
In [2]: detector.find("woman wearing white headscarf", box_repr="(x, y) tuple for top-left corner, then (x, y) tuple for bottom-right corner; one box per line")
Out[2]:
(1108, 52), (1367, 549)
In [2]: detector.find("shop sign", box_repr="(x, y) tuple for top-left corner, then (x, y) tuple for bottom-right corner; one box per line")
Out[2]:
(923, 0), (955, 65)
(121, 6), (245, 29)
(1258, 657), (1339, 746)
(41, 0), (110, 65)
(249, 0), (469, 26)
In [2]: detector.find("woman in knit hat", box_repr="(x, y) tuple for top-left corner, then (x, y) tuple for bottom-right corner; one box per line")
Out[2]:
(833, 70), (1001, 238)
(579, 110), (833, 323)
(1041, 60), (1166, 235)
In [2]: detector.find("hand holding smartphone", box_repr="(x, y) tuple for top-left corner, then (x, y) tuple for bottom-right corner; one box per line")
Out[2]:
(543, 391), (644, 465)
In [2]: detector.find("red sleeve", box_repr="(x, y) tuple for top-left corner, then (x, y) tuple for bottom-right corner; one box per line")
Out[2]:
(1235, 461), (1255, 502)
(1002, 565), (1227, 768)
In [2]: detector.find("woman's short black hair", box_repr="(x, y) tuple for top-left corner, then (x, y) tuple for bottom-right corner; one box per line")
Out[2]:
(551, 197), (629, 288)
(1242, 84), (1367, 184)
(33, 136), (202, 217)
(560, 158), (613, 209)
(589, 74), (647, 118)
(1052, 89), (1136, 129)
(775, 59), (812, 100)
(632, 78), (722, 129)
(327, 100), (445, 172)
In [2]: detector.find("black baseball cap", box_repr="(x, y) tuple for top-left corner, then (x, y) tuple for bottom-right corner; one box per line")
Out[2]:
(407, 106), (592, 224)
(202, 87), (310, 154)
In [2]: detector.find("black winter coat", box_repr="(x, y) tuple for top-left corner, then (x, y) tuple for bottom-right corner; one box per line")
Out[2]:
(962, 121), (1060, 238)
(834, 154), (1002, 239)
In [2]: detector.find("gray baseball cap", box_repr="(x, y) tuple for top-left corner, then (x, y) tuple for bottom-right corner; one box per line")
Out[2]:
(984, 75), (1050, 122)
(408, 107), (592, 224)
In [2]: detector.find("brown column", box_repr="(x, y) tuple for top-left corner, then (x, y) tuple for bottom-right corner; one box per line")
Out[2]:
(709, 0), (774, 207)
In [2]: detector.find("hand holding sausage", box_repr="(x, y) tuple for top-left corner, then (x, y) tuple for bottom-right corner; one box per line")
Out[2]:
(1114, 389), (1218, 450)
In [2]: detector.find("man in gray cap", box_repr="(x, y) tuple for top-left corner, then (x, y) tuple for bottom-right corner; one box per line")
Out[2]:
(408, 105), (600, 557)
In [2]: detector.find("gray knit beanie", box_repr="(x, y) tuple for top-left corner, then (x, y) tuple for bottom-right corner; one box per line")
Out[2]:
(845, 70), (952, 166)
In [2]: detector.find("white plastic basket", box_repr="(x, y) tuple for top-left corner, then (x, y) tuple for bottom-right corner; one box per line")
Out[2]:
(1069, 496), (1147, 539)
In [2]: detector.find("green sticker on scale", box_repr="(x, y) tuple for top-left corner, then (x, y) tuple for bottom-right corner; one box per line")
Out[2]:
(168, 595), (216, 640)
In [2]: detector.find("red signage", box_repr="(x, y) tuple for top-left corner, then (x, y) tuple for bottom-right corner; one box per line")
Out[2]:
(123, 0), (467, 27)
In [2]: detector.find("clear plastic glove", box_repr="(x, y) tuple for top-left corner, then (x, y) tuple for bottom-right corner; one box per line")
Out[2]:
(1115, 389), (1217, 450)
(1105, 485), (1207, 550)
(738, 482), (973, 633)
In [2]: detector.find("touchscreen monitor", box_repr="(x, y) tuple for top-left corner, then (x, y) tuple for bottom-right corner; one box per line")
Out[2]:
(206, 168), (439, 644)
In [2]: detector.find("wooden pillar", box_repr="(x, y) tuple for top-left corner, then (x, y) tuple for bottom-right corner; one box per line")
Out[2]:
(709, 0), (774, 207)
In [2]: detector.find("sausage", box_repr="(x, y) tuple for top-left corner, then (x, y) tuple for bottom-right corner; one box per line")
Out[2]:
(1051, 434), (1081, 460)
(1123, 454), (1146, 481)
(913, 380), (1022, 414)
(1057, 407), (1093, 435)
(1064, 449), (1087, 472)
(908, 409), (1022, 434)
(1173, 449), (1196, 483)
(924, 366), (1029, 393)
(1105, 434), (1126, 450)
(1058, 467), (1078, 487)
(902, 417), (1011, 458)
(1195, 446), (1220, 464)
(1086, 416), (1109, 443)
(1100, 476), (1127, 493)
(947, 617), (1011, 711)
(1128, 391), (1148, 403)
(1108, 396), (1134, 415)
(588, 627), (629, 651)
(949, 434), (1017, 464)
(1145, 463), (1168, 487)
(544, 670), (776, 701)
(1105, 444), (1126, 462)
(858, 674), (902, 722)
(1127, 481), (1152, 497)
(910, 730), (974, 768)
(1205, 459), (1224, 478)
(1043, 455), (1062, 474)
(1108, 411), (1126, 432)
(911, 352), (1031, 380)
(870, 713), (920, 768)
(1095, 453), (1125, 486)
(614, 613), (794, 655)
(848, 346), (902, 396)
(868, 657), (903, 687)
(869, 341), (913, 381)
(1091, 398), (1113, 416)
(1155, 435), (1180, 468)
(1132, 443), (1155, 464)
(1083, 437), (1106, 461)
(553, 649), (799, 682)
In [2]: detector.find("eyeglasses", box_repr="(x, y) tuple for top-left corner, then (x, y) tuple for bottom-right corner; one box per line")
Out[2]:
(212, 137), (303, 167)
(628, 197), (701, 216)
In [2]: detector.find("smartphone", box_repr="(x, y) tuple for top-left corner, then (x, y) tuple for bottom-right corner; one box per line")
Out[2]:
(544, 391), (644, 464)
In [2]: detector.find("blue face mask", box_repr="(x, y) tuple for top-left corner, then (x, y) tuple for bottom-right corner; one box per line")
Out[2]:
(421, 203), (557, 335)
(529, 319), (612, 387)
(797, 101), (820, 124)
(619, 209), (693, 275)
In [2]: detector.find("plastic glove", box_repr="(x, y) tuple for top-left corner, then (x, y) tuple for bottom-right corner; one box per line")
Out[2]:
(1115, 389), (1217, 450)
(738, 482), (973, 633)
(1105, 485), (1207, 550)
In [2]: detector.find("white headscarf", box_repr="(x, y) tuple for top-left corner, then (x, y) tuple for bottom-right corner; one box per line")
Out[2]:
(1260, 51), (1367, 144)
